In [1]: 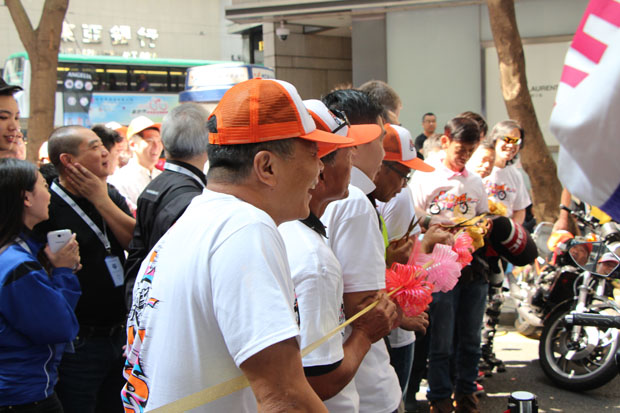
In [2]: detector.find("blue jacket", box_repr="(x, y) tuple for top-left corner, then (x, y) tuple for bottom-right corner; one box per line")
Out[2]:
(0, 233), (81, 405)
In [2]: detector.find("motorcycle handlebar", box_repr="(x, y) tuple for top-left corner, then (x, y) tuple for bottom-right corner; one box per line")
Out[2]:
(559, 204), (600, 230)
(564, 313), (620, 328)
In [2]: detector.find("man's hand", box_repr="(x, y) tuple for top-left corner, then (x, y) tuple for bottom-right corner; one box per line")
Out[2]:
(386, 237), (414, 267)
(65, 163), (109, 205)
(399, 312), (429, 335)
(420, 225), (454, 253)
(352, 292), (399, 343)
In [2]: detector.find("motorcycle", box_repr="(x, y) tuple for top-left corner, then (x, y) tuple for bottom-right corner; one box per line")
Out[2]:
(509, 206), (617, 338)
(538, 239), (620, 390)
(564, 312), (620, 376)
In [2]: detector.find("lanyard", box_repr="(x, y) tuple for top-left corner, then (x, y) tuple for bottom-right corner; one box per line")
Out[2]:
(15, 238), (33, 255)
(164, 162), (205, 188)
(51, 182), (111, 253)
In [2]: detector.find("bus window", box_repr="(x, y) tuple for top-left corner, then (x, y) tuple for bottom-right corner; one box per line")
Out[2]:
(131, 68), (172, 92)
(3, 56), (25, 87)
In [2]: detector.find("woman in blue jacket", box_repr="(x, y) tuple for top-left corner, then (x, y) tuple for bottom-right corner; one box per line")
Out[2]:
(0, 158), (81, 412)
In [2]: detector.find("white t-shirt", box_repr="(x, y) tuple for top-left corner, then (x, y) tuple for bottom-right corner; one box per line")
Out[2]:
(279, 219), (359, 413)
(411, 163), (489, 219)
(322, 167), (402, 413)
(122, 189), (300, 412)
(108, 157), (162, 211)
(483, 164), (532, 217)
(376, 187), (420, 348)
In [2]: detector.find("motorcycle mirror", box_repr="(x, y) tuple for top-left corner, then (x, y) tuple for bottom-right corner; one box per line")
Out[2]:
(568, 241), (620, 276)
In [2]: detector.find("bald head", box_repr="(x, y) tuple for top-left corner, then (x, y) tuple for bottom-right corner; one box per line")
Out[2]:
(48, 125), (109, 178)
(48, 126), (90, 168)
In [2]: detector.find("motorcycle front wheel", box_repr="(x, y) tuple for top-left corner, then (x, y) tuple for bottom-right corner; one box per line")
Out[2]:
(539, 301), (620, 391)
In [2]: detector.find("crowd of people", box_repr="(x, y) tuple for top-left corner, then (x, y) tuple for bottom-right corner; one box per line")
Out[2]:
(0, 74), (538, 413)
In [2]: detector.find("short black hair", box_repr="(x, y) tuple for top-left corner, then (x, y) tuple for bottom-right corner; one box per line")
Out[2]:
(47, 126), (87, 170)
(458, 111), (488, 137)
(358, 80), (401, 121)
(92, 124), (123, 152)
(207, 139), (295, 184)
(422, 112), (436, 121)
(321, 89), (383, 125)
(444, 117), (480, 144)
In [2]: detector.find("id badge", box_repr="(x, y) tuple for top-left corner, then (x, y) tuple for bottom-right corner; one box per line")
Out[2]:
(105, 255), (124, 287)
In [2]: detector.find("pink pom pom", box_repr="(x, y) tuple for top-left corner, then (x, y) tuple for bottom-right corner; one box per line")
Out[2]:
(386, 263), (434, 317)
(425, 244), (462, 292)
(453, 232), (474, 268)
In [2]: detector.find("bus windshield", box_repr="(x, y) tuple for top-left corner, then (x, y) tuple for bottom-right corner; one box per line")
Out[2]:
(2, 52), (240, 126)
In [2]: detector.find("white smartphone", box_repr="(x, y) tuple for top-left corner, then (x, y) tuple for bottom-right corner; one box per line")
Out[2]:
(47, 229), (73, 253)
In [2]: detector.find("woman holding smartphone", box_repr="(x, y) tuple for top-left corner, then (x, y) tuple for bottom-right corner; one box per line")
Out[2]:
(0, 158), (81, 412)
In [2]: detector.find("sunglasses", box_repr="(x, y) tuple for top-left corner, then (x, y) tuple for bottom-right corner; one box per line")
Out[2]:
(330, 109), (350, 134)
(384, 162), (412, 182)
(500, 135), (522, 146)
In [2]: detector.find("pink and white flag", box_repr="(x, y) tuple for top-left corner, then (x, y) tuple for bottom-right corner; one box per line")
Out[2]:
(550, 0), (620, 220)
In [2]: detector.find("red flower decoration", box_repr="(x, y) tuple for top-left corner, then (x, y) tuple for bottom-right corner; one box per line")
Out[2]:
(386, 262), (434, 317)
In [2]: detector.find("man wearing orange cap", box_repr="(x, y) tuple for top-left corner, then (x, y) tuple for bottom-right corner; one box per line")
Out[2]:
(108, 116), (163, 211)
(279, 99), (399, 412)
(122, 79), (348, 412)
(320, 89), (405, 413)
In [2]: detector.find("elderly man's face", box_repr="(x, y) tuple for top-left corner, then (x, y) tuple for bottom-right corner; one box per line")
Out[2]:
(276, 139), (323, 223)
(69, 129), (110, 178)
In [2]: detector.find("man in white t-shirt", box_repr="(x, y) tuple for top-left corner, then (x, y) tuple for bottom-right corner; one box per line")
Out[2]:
(108, 116), (163, 211)
(280, 99), (399, 412)
(321, 89), (402, 413)
(372, 124), (456, 399)
(122, 79), (350, 412)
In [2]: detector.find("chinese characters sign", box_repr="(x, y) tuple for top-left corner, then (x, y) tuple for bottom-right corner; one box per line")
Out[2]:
(61, 20), (158, 49)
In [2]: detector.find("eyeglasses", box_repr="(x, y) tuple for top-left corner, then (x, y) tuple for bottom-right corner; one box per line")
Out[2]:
(384, 162), (412, 182)
(500, 135), (522, 146)
(330, 109), (350, 134)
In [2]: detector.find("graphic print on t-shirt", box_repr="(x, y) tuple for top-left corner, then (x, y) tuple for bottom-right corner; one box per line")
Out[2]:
(428, 190), (480, 216)
(485, 181), (516, 202)
(122, 246), (163, 413)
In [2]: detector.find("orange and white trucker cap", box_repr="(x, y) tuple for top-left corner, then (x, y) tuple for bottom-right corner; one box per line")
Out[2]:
(105, 121), (128, 139)
(303, 99), (383, 158)
(303, 99), (353, 157)
(383, 124), (434, 172)
(126, 116), (161, 140)
(207, 78), (351, 147)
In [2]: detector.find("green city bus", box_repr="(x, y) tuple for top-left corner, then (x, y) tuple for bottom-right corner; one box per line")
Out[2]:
(2, 52), (237, 127)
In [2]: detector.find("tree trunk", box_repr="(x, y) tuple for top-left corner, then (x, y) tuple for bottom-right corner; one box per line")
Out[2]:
(6, 0), (68, 164)
(487, 0), (563, 223)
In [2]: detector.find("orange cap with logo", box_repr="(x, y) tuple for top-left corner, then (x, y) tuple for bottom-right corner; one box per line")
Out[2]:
(383, 124), (434, 172)
(207, 79), (350, 148)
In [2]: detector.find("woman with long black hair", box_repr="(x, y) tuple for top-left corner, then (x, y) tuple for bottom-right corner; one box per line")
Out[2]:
(0, 158), (81, 412)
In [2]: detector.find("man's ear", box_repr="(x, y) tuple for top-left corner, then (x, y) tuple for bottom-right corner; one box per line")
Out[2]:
(59, 153), (73, 168)
(440, 135), (450, 149)
(253, 150), (278, 187)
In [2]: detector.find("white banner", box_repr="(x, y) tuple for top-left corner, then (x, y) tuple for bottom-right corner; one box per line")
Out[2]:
(550, 0), (620, 220)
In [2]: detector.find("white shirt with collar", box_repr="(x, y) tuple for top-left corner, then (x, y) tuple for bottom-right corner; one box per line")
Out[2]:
(108, 157), (162, 211)
(321, 166), (402, 413)
(376, 187), (420, 348)
(279, 219), (359, 413)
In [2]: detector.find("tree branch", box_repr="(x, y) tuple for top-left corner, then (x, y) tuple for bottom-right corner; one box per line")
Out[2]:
(5, 0), (35, 49)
